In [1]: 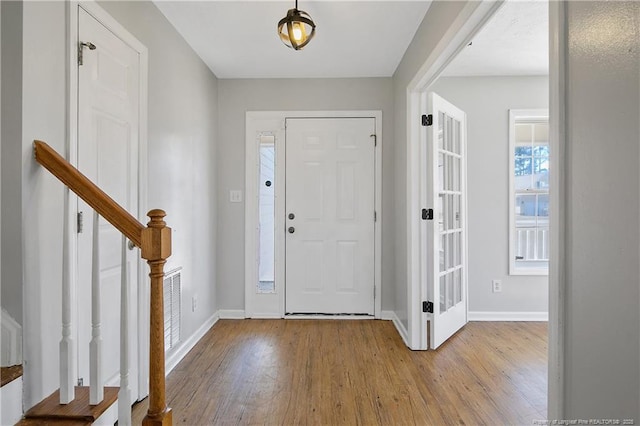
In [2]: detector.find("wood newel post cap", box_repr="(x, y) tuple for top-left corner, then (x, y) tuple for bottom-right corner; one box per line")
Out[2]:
(141, 209), (172, 261)
(147, 209), (167, 228)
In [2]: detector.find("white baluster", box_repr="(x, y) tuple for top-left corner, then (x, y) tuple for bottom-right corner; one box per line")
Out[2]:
(90, 211), (103, 404)
(60, 188), (76, 404)
(118, 235), (132, 425)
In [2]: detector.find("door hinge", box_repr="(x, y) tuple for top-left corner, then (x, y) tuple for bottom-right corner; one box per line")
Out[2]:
(421, 208), (433, 220)
(78, 41), (96, 66)
(374, 211), (377, 222)
(421, 114), (433, 127)
(77, 377), (84, 386)
(374, 285), (376, 300)
(423, 301), (433, 313)
(77, 211), (84, 233)
(370, 134), (377, 146)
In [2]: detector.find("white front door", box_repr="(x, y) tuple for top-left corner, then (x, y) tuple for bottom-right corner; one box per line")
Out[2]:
(285, 118), (376, 314)
(76, 6), (140, 396)
(423, 93), (468, 349)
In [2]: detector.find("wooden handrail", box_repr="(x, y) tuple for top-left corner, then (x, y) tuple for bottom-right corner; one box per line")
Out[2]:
(34, 140), (144, 247)
(34, 140), (172, 425)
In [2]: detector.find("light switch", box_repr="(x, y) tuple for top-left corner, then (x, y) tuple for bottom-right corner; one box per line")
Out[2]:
(229, 190), (243, 203)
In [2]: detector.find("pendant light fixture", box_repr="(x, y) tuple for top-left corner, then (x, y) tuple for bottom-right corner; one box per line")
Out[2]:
(277, 0), (316, 50)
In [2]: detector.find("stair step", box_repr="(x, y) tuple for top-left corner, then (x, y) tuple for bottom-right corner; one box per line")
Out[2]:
(23, 386), (118, 423)
(16, 419), (91, 425)
(1, 365), (23, 387)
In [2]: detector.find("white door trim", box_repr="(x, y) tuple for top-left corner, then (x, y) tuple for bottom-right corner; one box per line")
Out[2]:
(548, 0), (567, 420)
(67, 0), (149, 400)
(405, 0), (504, 351)
(245, 111), (383, 319)
(404, 0), (564, 420)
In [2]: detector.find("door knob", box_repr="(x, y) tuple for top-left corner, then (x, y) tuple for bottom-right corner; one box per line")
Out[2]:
(127, 240), (135, 251)
(288, 213), (295, 220)
(288, 227), (295, 234)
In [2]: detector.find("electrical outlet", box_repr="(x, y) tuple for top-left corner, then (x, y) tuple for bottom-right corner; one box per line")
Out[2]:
(492, 279), (502, 293)
(192, 295), (198, 312)
(229, 190), (243, 203)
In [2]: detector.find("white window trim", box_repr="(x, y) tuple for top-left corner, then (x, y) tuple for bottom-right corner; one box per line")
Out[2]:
(508, 108), (549, 276)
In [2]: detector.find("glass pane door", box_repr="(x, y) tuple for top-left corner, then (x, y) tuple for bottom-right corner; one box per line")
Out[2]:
(437, 112), (464, 314)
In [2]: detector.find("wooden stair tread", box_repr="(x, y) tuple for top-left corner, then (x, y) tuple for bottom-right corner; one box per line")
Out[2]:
(24, 386), (118, 422)
(1, 365), (23, 387)
(16, 419), (91, 425)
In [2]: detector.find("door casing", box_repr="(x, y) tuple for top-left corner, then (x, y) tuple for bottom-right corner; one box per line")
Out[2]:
(67, 0), (149, 400)
(245, 111), (383, 319)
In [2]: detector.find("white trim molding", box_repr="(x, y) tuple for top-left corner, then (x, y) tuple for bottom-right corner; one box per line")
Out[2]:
(1, 308), (23, 367)
(548, 0), (567, 420)
(468, 311), (549, 322)
(218, 310), (247, 319)
(165, 312), (219, 375)
(382, 311), (410, 347)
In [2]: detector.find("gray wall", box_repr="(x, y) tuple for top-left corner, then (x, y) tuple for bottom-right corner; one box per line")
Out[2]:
(392, 0), (475, 330)
(563, 1), (639, 419)
(431, 76), (548, 314)
(1, 0), (24, 325)
(15, 0), (219, 408)
(216, 78), (395, 311)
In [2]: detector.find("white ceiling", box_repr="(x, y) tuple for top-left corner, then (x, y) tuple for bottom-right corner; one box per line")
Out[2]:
(153, 1), (432, 79)
(442, 0), (548, 77)
(154, 0), (548, 80)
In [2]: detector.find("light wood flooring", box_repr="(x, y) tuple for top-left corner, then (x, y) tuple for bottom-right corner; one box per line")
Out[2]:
(132, 320), (547, 425)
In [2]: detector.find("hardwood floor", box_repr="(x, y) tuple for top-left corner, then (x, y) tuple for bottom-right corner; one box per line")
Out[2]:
(132, 320), (547, 425)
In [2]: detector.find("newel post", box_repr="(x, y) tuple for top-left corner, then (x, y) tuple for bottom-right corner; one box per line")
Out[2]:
(141, 209), (173, 426)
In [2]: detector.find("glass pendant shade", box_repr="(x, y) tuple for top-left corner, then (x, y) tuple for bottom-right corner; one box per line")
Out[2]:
(278, 3), (316, 50)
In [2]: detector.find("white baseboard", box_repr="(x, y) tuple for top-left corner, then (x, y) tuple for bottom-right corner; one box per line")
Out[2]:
(218, 310), (246, 319)
(166, 312), (219, 375)
(380, 310), (395, 320)
(247, 313), (282, 319)
(284, 314), (374, 320)
(1, 308), (22, 366)
(94, 399), (118, 426)
(381, 310), (410, 347)
(468, 311), (549, 321)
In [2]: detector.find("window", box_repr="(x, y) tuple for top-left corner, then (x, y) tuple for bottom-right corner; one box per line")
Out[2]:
(509, 109), (549, 275)
(258, 134), (276, 293)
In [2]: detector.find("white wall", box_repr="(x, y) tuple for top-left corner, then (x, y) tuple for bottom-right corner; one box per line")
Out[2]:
(21, 1), (67, 407)
(1, 0), (24, 326)
(563, 1), (639, 420)
(216, 78), (395, 312)
(14, 0), (219, 409)
(431, 76), (549, 315)
(392, 0), (476, 330)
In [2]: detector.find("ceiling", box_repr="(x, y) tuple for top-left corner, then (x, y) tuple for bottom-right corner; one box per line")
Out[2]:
(153, 1), (432, 79)
(442, 0), (548, 77)
(154, 0), (548, 80)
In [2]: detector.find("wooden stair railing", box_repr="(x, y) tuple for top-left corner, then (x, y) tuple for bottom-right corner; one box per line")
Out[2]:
(34, 140), (173, 426)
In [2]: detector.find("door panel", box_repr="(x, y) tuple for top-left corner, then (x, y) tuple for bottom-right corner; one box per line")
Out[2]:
(77, 6), (140, 396)
(425, 93), (468, 349)
(285, 118), (375, 314)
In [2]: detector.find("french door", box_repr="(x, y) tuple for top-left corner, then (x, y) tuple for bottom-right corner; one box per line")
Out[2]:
(423, 92), (468, 349)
